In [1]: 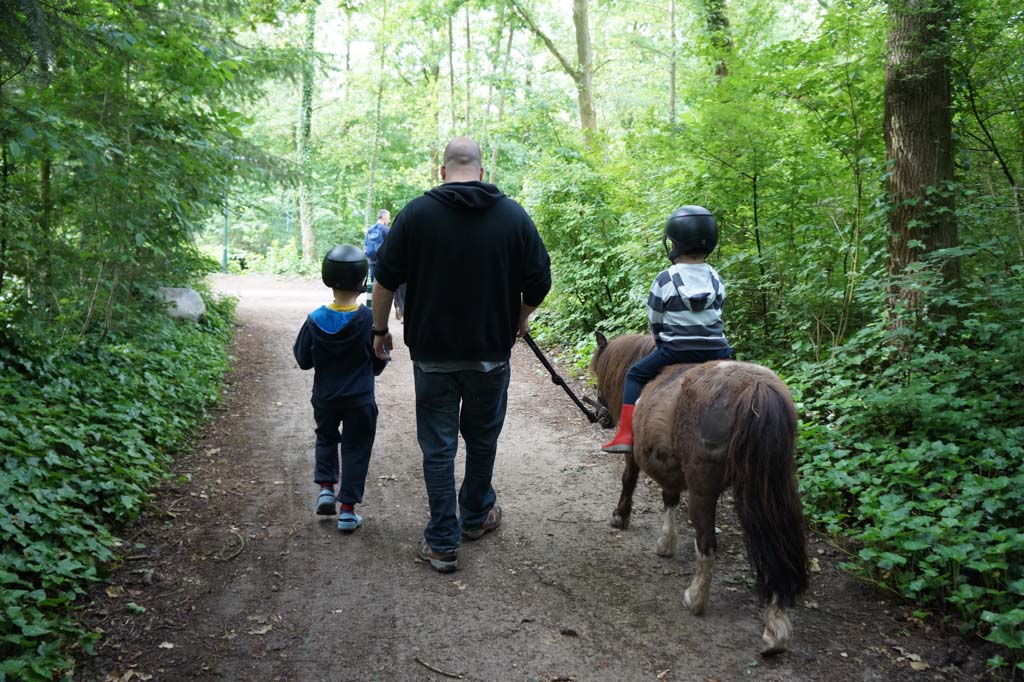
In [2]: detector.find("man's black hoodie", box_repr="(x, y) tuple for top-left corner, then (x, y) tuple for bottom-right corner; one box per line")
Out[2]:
(374, 181), (551, 362)
(293, 305), (387, 407)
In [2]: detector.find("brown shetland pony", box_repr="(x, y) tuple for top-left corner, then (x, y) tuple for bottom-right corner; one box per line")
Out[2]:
(592, 332), (809, 655)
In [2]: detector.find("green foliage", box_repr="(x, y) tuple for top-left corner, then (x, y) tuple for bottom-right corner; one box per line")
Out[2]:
(791, 257), (1024, 655)
(525, 150), (651, 353)
(0, 294), (234, 680)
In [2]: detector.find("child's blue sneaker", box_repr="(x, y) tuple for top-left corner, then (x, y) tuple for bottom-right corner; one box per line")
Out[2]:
(315, 489), (336, 516)
(338, 509), (363, 532)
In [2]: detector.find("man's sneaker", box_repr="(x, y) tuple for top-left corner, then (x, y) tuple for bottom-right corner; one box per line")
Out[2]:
(315, 489), (336, 516)
(462, 504), (502, 541)
(338, 510), (363, 532)
(415, 540), (458, 573)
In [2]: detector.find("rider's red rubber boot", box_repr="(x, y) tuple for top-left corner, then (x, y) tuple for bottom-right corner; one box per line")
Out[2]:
(601, 404), (635, 453)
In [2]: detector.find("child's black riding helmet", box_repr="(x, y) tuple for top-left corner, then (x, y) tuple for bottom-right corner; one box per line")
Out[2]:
(322, 244), (368, 291)
(663, 205), (718, 261)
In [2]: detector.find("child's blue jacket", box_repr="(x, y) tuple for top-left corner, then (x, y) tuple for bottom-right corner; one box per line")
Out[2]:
(293, 305), (387, 408)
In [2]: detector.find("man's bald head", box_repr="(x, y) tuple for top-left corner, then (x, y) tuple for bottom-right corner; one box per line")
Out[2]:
(441, 137), (484, 182)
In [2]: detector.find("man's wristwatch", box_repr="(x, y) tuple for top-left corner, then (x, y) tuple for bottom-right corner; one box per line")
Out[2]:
(372, 327), (389, 337)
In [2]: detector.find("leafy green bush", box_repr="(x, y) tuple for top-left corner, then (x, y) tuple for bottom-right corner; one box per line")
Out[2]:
(0, 293), (235, 681)
(791, 259), (1024, 669)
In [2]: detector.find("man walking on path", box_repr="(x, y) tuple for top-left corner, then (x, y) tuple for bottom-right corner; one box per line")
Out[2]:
(370, 136), (551, 573)
(364, 209), (390, 285)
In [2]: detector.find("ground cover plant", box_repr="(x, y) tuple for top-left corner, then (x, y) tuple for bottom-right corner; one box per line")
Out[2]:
(788, 257), (1024, 672)
(0, 293), (234, 681)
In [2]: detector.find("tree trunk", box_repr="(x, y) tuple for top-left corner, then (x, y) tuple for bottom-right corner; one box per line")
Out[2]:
(884, 0), (958, 317)
(427, 61), (441, 185)
(482, 4), (505, 144)
(704, 0), (732, 79)
(40, 157), (53, 315)
(344, 10), (352, 100)
(572, 0), (597, 141)
(298, 6), (317, 263)
(365, 1), (389, 225)
(448, 16), (456, 132)
(669, 0), (677, 122)
(489, 26), (515, 185)
(0, 121), (8, 299)
(510, 0), (598, 143)
(464, 5), (471, 128)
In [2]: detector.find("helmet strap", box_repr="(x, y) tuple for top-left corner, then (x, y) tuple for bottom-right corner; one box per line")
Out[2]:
(662, 235), (682, 263)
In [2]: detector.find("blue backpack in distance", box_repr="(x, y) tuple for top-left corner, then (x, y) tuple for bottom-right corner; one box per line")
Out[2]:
(364, 223), (386, 261)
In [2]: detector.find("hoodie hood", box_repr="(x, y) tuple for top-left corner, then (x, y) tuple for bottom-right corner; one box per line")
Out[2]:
(425, 181), (505, 210)
(307, 305), (371, 349)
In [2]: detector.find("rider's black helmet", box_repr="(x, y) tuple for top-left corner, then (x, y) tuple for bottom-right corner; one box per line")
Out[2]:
(662, 205), (718, 261)
(322, 244), (369, 291)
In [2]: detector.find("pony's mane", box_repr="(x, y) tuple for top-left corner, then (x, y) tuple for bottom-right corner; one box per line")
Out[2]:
(591, 334), (655, 423)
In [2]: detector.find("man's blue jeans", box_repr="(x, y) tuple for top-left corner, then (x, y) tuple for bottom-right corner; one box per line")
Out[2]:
(413, 363), (510, 553)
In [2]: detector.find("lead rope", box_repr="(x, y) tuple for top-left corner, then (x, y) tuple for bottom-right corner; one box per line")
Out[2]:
(522, 333), (613, 428)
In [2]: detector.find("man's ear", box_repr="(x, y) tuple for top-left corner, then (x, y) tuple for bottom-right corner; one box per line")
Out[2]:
(478, 167), (485, 181)
(440, 166), (447, 181)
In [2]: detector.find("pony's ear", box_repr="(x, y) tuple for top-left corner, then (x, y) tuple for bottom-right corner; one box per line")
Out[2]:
(595, 331), (608, 349)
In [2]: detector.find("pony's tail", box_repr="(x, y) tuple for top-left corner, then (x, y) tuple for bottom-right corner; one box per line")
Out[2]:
(729, 379), (809, 607)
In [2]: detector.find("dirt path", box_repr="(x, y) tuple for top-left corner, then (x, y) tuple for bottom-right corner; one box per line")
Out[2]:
(79, 274), (989, 681)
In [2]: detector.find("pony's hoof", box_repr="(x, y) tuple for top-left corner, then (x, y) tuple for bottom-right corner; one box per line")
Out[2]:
(761, 601), (792, 656)
(655, 540), (675, 557)
(610, 513), (629, 529)
(683, 587), (705, 615)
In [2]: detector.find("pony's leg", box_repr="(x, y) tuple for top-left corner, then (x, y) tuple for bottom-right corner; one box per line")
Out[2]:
(610, 452), (640, 529)
(761, 594), (793, 656)
(655, 490), (680, 557)
(682, 491), (718, 616)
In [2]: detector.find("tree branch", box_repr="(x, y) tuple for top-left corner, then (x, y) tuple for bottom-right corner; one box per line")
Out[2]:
(507, 0), (579, 81)
(962, 73), (1017, 190)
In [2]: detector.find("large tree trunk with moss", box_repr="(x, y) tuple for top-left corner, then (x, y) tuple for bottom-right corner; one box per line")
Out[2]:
(884, 0), (959, 317)
(298, 6), (316, 263)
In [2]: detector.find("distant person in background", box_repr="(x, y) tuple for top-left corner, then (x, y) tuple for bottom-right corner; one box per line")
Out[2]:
(293, 245), (388, 532)
(364, 209), (390, 285)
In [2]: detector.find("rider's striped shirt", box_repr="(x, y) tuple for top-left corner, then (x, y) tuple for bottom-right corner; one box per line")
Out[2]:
(647, 262), (730, 352)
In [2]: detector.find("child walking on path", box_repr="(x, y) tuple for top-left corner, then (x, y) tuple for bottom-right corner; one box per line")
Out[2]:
(294, 245), (388, 531)
(602, 206), (734, 454)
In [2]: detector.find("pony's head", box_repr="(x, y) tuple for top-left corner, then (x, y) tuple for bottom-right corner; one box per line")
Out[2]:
(590, 331), (655, 425)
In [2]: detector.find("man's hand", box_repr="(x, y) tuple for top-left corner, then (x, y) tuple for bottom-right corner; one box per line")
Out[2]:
(517, 302), (537, 338)
(373, 332), (393, 360)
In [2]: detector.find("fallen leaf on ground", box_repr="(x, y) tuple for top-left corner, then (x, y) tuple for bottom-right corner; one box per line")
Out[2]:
(809, 558), (821, 573)
(657, 669), (671, 679)
(106, 586), (125, 598)
(910, 661), (930, 671)
(157, 642), (175, 649)
(248, 624), (272, 635)
(105, 672), (151, 682)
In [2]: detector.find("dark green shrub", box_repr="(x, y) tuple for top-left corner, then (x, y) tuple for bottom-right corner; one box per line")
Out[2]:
(791, 258), (1024, 669)
(0, 293), (235, 681)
